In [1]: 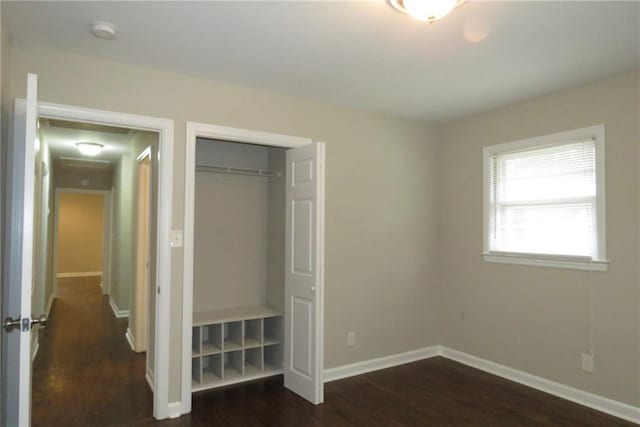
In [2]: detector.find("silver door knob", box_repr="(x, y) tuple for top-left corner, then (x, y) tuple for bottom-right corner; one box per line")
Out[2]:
(31, 314), (47, 329)
(3, 316), (21, 332)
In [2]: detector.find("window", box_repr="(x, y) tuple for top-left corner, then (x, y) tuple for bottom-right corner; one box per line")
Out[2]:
(483, 125), (607, 271)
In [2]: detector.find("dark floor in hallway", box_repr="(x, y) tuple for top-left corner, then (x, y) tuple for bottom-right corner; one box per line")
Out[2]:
(32, 276), (154, 426)
(32, 276), (633, 427)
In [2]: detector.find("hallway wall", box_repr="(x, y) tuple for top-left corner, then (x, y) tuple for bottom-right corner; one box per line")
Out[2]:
(57, 192), (104, 274)
(111, 130), (159, 318)
(111, 149), (134, 312)
(34, 128), (54, 315)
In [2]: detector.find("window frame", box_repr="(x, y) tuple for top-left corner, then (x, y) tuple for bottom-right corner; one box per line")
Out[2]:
(482, 125), (608, 271)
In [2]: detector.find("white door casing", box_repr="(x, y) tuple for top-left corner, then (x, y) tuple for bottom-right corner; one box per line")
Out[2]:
(1, 73), (39, 427)
(4, 94), (174, 420)
(284, 141), (325, 404)
(181, 122), (325, 411)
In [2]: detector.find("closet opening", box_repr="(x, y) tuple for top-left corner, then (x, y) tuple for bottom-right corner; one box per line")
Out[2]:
(182, 123), (326, 413)
(192, 139), (286, 391)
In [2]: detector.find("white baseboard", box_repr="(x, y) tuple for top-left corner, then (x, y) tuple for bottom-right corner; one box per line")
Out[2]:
(167, 402), (181, 419)
(146, 367), (154, 391)
(109, 297), (129, 318)
(57, 271), (102, 278)
(323, 346), (640, 424)
(125, 328), (135, 352)
(440, 347), (640, 424)
(324, 346), (440, 382)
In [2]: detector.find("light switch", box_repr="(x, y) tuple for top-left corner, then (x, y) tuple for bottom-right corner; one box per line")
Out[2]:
(171, 230), (183, 248)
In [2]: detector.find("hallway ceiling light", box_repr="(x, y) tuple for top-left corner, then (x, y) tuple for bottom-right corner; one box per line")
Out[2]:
(76, 142), (104, 156)
(389, 0), (465, 22)
(90, 21), (118, 40)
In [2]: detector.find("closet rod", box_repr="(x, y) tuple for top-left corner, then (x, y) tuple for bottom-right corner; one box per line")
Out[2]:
(195, 164), (282, 178)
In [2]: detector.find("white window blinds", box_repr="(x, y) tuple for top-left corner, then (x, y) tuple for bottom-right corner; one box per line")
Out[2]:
(489, 140), (597, 258)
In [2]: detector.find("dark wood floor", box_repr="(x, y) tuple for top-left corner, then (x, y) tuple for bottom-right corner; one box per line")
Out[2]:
(33, 277), (634, 426)
(32, 276), (153, 426)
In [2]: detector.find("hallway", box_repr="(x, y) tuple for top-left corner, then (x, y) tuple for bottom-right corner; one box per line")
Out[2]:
(32, 276), (153, 426)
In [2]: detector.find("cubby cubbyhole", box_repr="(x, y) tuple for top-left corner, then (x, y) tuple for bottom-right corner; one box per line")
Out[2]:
(263, 316), (282, 346)
(223, 322), (243, 351)
(224, 350), (244, 380)
(192, 327), (202, 356)
(202, 324), (222, 355)
(244, 319), (262, 349)
(202, 354), (223, 385)
(192, 356), (202, 387)
(264, 344), (282, 372)
(244, 347), (263, 376)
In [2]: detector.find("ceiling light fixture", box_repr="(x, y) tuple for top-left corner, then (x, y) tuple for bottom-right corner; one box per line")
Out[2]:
(389, 0), (465, 23)
(76, 142), (104, 156)
(90, 21), (119, 40)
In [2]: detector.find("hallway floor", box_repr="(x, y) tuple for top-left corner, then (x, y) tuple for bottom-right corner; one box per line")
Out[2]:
(32, 276), (632, 426)
(32, 276), (154, 426)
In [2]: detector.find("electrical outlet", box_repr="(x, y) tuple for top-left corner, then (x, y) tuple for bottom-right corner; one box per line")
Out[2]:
(347, 332), (356, 346)
(581, 353), (594, 372)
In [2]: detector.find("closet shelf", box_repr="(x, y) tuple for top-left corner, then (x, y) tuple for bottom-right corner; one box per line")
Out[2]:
(192, 306), (283, 392)
(195, 164), (281, 178)
(201, 342), (222, 355)
(263, 338), (280, 347)
(194, 306), (282, 326)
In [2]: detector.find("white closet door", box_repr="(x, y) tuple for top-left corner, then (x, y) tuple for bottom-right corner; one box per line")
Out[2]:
(283, 141), (325, 404)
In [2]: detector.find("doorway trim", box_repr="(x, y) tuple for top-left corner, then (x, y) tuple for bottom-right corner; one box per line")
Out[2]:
(36, 101), (174, 420)
(52, 188), (111, 304)
(181, 122), (312, 413)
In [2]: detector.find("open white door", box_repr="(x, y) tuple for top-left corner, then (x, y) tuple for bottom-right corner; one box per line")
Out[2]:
(133, 149), (152, 352)
(1, 73), (41, 427)
(283, 141), (325, 404)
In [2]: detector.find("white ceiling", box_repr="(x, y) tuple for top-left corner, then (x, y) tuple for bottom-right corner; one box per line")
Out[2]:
(41, 120), (133, 164)
(5, 1), (639, 122)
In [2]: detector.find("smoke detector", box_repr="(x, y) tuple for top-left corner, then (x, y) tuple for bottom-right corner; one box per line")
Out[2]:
(90, 21), (118, 40)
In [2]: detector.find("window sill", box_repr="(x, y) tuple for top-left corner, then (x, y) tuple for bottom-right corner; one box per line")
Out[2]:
(482, 252), (608, 272)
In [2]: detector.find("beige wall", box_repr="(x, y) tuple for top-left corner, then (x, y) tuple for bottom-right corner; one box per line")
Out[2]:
(57, 192), (104, 274)
(111, 150), (134, 310)
(55, 167), (112, 191)
(193, 140), (283, 313)
(438, 70), (640, 405)
(194, 172), (269, 312)
(35, 128), (54, 311)
(8, 45), (441, 403)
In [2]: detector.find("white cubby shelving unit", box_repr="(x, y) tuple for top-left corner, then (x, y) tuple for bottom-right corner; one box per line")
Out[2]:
(191, 306), (283, 392)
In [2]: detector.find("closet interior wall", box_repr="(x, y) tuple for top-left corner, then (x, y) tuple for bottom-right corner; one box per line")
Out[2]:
(193, 138), (285, 315)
